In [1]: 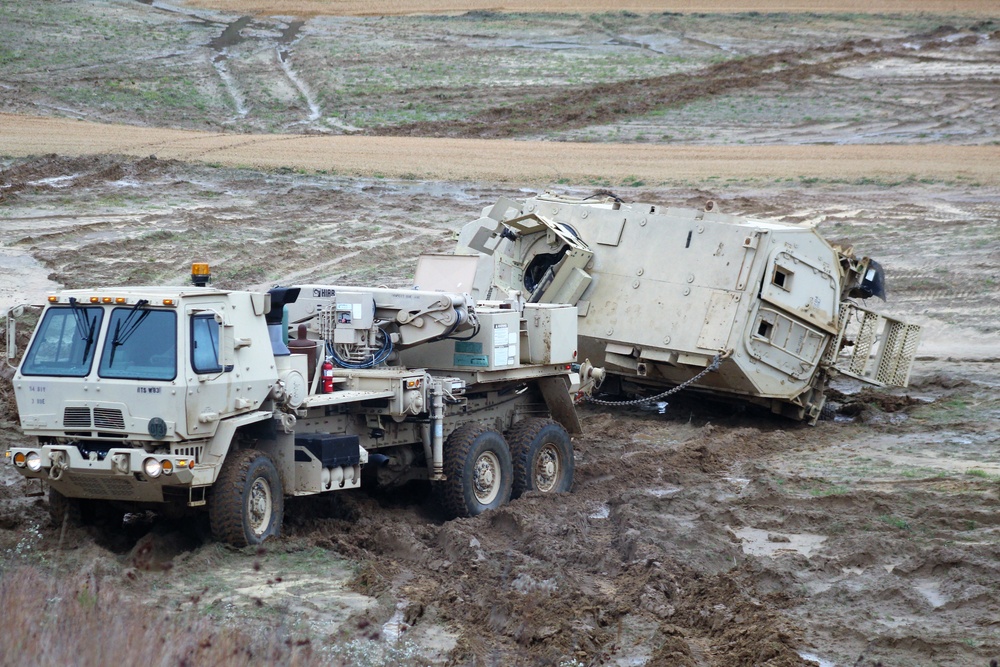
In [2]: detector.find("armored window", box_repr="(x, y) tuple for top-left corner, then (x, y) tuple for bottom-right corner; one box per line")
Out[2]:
(772, 266), (793, 291)
(191, 313), (223, 374)
(753, 311), (777, 341)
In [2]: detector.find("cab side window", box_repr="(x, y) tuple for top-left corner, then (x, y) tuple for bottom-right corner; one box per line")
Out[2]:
(191, 314), (223, 374)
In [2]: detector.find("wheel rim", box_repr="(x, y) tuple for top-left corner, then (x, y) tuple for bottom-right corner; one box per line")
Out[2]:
(534, 442), (561, 493)
(248, 477), (273, 537)
(473, 450), (502, 505)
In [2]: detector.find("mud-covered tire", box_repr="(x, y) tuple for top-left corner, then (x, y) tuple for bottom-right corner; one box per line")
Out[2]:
(438, 423), (512, 519)
(209, 449), (283, 547)
(505, 418), (574, 499)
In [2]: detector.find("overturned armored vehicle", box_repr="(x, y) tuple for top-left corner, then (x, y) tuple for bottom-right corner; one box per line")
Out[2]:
(453, 193), (921, 423)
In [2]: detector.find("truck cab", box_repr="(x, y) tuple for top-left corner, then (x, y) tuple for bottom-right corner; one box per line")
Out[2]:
(10, 287), (276, 504)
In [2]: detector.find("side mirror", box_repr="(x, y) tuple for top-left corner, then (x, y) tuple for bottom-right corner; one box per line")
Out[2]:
(6, 305), (25, 362)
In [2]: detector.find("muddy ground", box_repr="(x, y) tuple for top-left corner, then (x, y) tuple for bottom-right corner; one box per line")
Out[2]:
(1, 2), (999, 666)
(1, 154), (998, 667)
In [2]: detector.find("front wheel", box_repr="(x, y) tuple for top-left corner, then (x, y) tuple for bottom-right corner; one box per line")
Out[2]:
(48, 486), (85, 528)
(209, 449), (283, 547)
(505, 418), (574, 499)
(438, 423), (513, 519)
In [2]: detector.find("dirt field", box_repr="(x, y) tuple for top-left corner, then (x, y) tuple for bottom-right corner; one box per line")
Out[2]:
(1, 2), (999, 666)
(183, 0), (1000, 18)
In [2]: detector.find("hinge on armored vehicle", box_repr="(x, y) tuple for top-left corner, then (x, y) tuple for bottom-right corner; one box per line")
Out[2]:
(467, 210), (594, 305)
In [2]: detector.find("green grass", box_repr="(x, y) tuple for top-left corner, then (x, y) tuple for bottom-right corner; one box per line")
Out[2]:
(878, 514), (912, 531)
(808, 483), (849, 497)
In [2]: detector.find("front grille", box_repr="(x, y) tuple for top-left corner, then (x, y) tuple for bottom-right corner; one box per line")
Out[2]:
(171, 444), (204, 464)
(73, 476), (138, 499)
(63, 407), (92, 428)
(93, 408), (125, 430)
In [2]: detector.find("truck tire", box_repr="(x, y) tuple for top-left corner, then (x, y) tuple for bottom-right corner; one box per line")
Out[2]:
(439, 423), (513, 519)
(209, 449), (283, 547)
(505, 418), (574, 499)
(49, 488), (125, 532)
(48, 486), (84, 528)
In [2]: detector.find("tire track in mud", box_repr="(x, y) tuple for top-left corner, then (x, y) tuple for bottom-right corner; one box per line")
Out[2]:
(142, 2), (321, 125)
(295, 421), (817, 665)
(373, 29), (995, 138)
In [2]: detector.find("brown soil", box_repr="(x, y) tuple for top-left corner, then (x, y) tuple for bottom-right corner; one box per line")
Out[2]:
(182, 0), (1000, 18)
(2, 115), (998, 185)
(2, 153), (998, 667)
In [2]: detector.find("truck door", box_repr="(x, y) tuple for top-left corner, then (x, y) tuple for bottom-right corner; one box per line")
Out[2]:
(184, 307), (234, 438)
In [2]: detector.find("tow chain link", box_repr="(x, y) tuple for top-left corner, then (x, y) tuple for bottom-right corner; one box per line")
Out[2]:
(576, 350), (729, 407)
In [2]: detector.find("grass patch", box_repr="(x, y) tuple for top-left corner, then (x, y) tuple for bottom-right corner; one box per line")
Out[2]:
(808, 483), (849, 497)
(878, 514), (912, 531)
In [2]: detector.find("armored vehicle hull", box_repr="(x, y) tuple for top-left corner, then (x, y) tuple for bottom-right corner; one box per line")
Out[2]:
(457, 193), (921, 422)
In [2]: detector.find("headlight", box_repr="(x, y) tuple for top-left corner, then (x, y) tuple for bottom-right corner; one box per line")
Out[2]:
(143, 458), (162, 478)
(13, 452), (26, 468)
(161, 459), (173, 476)
(25, 452), (42, 472)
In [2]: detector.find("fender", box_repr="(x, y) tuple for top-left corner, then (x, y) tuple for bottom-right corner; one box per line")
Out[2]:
(537, 375), (582, 435)
(195, 410), (275, 486)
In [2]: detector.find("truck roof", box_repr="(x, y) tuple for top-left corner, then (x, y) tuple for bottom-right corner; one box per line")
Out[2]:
(49, 286), (240, 302)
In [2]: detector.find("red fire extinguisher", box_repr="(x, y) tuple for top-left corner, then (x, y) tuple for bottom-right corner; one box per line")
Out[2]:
(321, 359), (334, 393)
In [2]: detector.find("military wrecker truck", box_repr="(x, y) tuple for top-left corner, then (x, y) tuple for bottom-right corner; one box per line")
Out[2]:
(455, 193), (922, 422)
(5, 260), (595, 546)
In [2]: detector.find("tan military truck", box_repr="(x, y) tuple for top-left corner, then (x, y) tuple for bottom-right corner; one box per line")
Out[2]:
(5, 261), (595, 546)
(455, 193), (922, 422)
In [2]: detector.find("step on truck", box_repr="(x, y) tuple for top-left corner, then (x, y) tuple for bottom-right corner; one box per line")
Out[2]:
(5, 260), (599, 546)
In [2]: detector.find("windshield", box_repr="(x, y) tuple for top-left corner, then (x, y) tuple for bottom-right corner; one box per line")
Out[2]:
(98, 308), (177, 381)
(21, 305), (104, 377)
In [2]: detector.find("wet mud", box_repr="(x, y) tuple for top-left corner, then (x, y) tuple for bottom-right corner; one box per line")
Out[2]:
(1, 154), (999, 665)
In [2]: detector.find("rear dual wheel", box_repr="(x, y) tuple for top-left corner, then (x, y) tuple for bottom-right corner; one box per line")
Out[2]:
(438, 419), (575, 519)
(505, 418), (574, 499)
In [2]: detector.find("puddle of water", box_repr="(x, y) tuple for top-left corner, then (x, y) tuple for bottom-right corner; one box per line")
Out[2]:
(914, 578), (949, 608)
(382, 600), (408, 643)
(26, 174), (80, 188)
(799, 651), (836, 667)
(732, 526), (827, 558)
(278, 20), (305, 46)
(0, 250), (61, 311)
(207, 565), (375, 639)
(589, 503), (610, 519)
(209, 16), (252, 54)
(838, 58), (1000, 81)
(723, 475), (750, 492)
(494, 39), (582, 51)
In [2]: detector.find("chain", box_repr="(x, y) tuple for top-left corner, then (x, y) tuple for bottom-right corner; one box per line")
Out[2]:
(577, 351), (727, 407)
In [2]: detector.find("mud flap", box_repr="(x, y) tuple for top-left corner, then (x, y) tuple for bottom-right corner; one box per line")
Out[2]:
(536, 375), (582, 436)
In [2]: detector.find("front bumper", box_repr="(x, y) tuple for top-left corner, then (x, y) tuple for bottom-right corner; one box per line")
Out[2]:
(6, 444), (196, 502)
